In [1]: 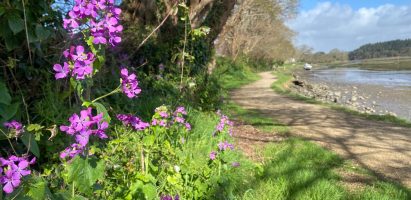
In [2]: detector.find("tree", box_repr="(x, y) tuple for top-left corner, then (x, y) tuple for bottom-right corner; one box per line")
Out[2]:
(215, 0), (299, 62)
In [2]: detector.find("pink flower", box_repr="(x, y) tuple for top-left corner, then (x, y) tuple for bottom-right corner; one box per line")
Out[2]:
(209, 151), (217, 160)
(3, 120), (24, 136)
(0, 170), (21, 194)
(53, 62), (70, 79)
(120, 68), (141, 98)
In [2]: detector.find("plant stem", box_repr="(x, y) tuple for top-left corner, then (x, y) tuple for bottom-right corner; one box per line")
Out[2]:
(21, 0), (33, 66)
(0, 129), (18, 155)
(141, 146), (145, 174)
(72, 182), (75, 198)
(91, 85), (121, 103)
(180, 18), (188, 90)
(136, 3), (178, 51)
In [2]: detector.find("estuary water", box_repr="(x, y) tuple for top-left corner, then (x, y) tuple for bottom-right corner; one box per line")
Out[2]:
(301, 68), (411, 120)
(309, 68), (411, 87)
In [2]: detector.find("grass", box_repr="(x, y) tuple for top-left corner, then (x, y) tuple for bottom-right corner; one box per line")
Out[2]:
(271, 65), (411, 127)
(213, 57), (261, 90)
(214, 59), (411, 199)
(235, 137), (411, 200)
(222, 102), (290, 135)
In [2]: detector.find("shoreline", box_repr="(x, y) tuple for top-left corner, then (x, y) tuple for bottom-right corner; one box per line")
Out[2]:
(290, 69), (411, 120)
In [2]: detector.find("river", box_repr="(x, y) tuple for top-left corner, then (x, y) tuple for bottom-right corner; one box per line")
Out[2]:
(299, 68), (411, 121)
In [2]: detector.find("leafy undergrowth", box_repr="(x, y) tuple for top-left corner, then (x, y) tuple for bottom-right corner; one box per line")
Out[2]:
(213, 57), (261, 90)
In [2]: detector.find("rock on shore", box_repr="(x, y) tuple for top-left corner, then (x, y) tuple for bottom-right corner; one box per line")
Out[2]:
(289, 76), (383, 115)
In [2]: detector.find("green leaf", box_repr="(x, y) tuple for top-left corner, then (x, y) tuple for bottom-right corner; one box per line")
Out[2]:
(142, 135), (155, 147)
(0, 82), (11, 105)
(35, 24), (50, 40)
(81, 101), (92, 107)
(27, 124), (44, 132)
(24, 177), (52, 200)
(21, 132), (41, 158)
(92, 102), (111, 123)
(7, 13), (25, 34)
(70, 78), (84, 100)
(0, 7), (5, 16)
(53, 191), (87, 200)
(142, 184), (157, 200)
(4, 36), (19, 51)
(0, 103), (18, 121)
(65, 156), (105, 195)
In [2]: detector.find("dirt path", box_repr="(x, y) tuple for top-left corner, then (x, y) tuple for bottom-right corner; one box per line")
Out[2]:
(231, 71), (411, 187)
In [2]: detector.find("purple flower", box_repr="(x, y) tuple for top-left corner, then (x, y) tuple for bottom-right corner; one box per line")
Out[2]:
(0, 170), (21, 194)
(75, 130), (90, 147)
(160, 195), (179, 200)
(175, 117), (185, 123)
(53, 62), (70, 79)
(60, 143), (84, 159)
(184, 123), (191, 130)
(232, 162), (240, 167)
(158, 120), (167, 127)
(4, 120), (24, 137)
(159, 111), (169, 118)
(0, 156), (35, 194)
(63, 11), (79, 29)
(11, 160), (31, 178)
(218, 141), (234, 151)
(53, 46), (95, 80)
(60, 108), (109, 160)
(117, 114), (149, 131)
(214, 111), (233, 136)
(174, 106), (187, 115)
(93, 31), (107, 44)
(209, 151), (217, 160)
(120, 68), (141, 98)
(159, 63), (165, 71)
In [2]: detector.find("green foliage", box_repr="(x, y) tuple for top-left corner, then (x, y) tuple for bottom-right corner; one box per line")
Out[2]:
(349, 39), (411, 60)
(212, 57), (260, 90)
(0, 82), (18, 122)
(63, 156), (105, 195)
(21, 132), (40, 157)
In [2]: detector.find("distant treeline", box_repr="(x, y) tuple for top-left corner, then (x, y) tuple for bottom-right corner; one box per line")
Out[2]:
(349, 39), (411, 60)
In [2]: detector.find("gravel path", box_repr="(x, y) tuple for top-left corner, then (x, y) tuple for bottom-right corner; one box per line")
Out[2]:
(231, 71), (411, 187)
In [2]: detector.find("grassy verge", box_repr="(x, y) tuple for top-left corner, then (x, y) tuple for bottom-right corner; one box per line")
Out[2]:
(216, 61), (411, 199)
(271, 65), (411, 127)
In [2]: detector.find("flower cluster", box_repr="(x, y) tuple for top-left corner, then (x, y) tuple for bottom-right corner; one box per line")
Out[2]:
(0, 156), (35, 194)
(214, 110), (234, 136)
(54, 45), (95, 80)
(218, 141), (234, 151)
(208, 141), (234, 161)
(3, 120), (24, 137)
(172, 106), (191, 130)
(151, 106), (170, 128)
(117, 114), (149, 131)
(60, 108), (109, 159)
(160, 194), (180, 200)
(63, 0), (123, 46)
(151, 106), (191, 131)
(120, 68), (141, 98)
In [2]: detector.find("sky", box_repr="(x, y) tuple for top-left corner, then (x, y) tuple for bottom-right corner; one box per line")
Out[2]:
(287, 0), (411, 52)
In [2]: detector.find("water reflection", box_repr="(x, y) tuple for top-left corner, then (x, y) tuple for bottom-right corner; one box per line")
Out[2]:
(310, 68), (411, 87)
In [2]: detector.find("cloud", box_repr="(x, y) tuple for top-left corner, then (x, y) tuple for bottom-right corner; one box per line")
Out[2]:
(287, 2), (411, 52)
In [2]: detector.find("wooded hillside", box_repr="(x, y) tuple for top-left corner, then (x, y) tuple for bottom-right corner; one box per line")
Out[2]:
(349, 39), (411, 60)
